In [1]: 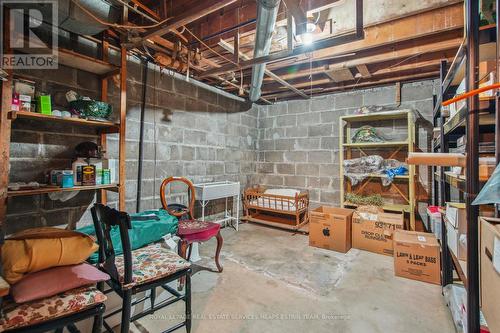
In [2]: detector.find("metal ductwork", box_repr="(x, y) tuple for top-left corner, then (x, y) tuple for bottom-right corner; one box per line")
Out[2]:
(19, 0), (119, 36)
(249, 0), (280, 102)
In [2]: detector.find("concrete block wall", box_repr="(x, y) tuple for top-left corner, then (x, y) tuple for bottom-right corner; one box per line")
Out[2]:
(253, 80), (437, 206)
(6, 58), (257, 234)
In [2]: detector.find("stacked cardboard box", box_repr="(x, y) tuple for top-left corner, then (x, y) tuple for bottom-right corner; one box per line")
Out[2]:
(393, 230), (441, 285)
(309, 207), (354, 253)
(351, 209), (404, 256)
(445, 202), (467, 261)
(480, 217), (500, 333)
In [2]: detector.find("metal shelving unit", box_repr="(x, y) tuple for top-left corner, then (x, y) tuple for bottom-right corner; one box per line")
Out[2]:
(432, 3), (498, 331)
(339, 110), (416, 229)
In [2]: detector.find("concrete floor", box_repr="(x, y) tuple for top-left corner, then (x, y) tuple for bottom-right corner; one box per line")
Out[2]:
(127, 223), (455, 333)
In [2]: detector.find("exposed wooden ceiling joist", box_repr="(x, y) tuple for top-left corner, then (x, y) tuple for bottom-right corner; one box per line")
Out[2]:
(140, 0), (238, 41)
(199, 2), (463, 79)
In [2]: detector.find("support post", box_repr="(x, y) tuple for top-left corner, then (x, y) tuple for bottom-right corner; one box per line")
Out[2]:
(465, 1), (480, 332)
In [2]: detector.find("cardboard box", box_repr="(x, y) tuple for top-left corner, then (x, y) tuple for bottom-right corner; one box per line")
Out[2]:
(309, 206), (354, 253)
(446, 219), (467, 261)
(445, 202), (466, 230)
(480, 217), (500, 333)
(394, 230), (441, 285)
(352, 211), (404, 256)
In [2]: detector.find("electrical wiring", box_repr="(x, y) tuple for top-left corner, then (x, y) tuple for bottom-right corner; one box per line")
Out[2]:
(182, 25), (244, 94)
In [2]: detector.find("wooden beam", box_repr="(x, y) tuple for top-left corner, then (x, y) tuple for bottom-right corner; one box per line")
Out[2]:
(356, 64), (371, 78)
(140, 0), (238, 41)
(263, 71), (440, 100)
(326, 68), (354, 82)
(218, 39), (309, 99)
(199, 1), (464, 78)
(264, 35), (462, 82)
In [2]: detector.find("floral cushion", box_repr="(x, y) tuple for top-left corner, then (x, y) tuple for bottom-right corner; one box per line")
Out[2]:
(0, 286), (106, 331)
(177, 219), (220, 242)
(114, 243), (190, 288)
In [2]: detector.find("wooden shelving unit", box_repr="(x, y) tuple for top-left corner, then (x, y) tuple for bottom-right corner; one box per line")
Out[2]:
(339, 110), (417, 229)
(0, 34), (127, 228)
(432, 12), (498, 332)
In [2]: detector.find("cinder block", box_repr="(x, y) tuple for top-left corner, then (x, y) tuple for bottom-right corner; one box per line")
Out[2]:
(269, 103), (287, 115)
(308, 124), (332, 137)
(287, 100), (310, 114)
(295, 138), (320, 150)
(308, 151), (332, 163)
(276, 115), (297, 127)
(296, 163), (319, 176)
(310, 96), (334, 112)
(285, 126), (308, 138)
(184, 130), (207, 145)
(320, 190), (340, 204)
(284, 151), (307, 162)
(306, 176), (332, 189)
(284, 176), (306, 187)
(225, 162), (240, 174)
(320, 137), (339, 150)
(257, 162), (274, 174)
(275, 138), (295, 150)
(156, 126), (183, 143)
(276, 163), (295, 175)
(335, 93), (362, 109)
(265, 151), (284, 163)
(297, 112), (320, 125)
(402, 81), (434, 102)
(363, 86), (396, 106)
(319, 164), (339, 177)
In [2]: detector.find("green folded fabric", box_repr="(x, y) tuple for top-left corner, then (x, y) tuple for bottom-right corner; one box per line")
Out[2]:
(78, 209), (178, 263)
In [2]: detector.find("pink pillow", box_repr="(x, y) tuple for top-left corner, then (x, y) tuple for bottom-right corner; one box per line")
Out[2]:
(11, 263), (109, 303)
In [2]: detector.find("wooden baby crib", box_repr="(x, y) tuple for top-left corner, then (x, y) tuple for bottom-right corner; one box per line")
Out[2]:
(242, 187), (309, 232)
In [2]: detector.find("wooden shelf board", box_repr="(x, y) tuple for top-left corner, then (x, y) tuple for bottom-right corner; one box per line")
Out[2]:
(8, 184), (119, 197)
(57, 48), (118, 76)
(343, 201), (410, 213)
(342, 141), (409, 148)
(449, 42), (497, 86)
(9, 111), (120, 132)
(340, 110), (412, 122)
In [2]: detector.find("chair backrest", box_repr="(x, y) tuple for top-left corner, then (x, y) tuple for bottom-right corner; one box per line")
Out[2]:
(91, 204), (133, 285)
(160, 176), (196, 220)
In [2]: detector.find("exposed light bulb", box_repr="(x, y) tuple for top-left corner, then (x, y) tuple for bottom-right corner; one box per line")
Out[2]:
(302, 33), (313, 46)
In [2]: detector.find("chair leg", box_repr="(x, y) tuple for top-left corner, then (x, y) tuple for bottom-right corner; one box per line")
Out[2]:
(150, 287), (156, 312)
(187, 243), (193, 261)
(185, 271), (192, 333)
(178, 240), (188, 291)
(121, 290), (132, 333)
(215, 231), (223, 273)
(92, 308), (104, 333)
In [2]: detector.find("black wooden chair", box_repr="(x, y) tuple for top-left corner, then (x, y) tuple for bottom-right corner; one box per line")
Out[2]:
(0, 235), (105, 332)
(91, 204), (192, 333)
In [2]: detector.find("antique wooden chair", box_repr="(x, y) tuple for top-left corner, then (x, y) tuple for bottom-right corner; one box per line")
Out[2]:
(160, 177), (223, 275)
(0, 234), (106, 332)
(91, 204), (192, 333)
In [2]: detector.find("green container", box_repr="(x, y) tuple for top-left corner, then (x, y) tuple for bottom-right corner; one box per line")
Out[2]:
(37, 95), (52, 115)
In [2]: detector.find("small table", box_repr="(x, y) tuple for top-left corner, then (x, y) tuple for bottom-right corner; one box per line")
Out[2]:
(194, 181), (241, 231)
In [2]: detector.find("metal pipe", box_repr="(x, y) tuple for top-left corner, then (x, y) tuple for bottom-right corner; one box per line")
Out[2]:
(249, 0), (281, 102)
(136, 59), (148, 213)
